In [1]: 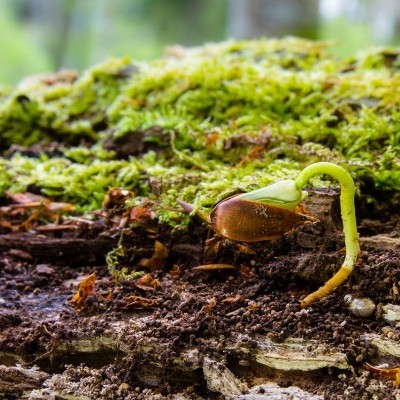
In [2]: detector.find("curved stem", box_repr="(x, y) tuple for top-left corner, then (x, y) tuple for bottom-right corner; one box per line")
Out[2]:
(294, 162), (360, 308)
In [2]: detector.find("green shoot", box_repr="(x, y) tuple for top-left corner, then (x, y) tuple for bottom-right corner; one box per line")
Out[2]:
(294, 162), (360, 307)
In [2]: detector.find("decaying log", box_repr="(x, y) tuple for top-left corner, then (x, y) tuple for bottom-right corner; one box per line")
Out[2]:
(232, 335), (349, 371)
(361, 333), (400, 358)
(203, 357), (248, 396)
(16, 317), (349, 398)
(0, 233), (116, 263)
(0, 365), (49, 394)
(202, 357), (323, 400)
(235, 383), (323, 400)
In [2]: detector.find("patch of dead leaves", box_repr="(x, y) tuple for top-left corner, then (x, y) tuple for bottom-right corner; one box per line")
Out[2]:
(366, 363), (400, 386)
(1, 191), (74, 232)
(123, 295), (160, 308)
(139, 240), (169, 271)
(68, 273), (112, 312)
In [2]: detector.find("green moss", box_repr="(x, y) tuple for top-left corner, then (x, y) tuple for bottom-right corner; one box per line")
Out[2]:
(0, 57), (134, 150)
(1, 154), (141, 212)
(0, 38), (399, 227)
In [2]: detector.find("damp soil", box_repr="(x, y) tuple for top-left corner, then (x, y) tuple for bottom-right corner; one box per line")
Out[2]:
(0, 190), (400, 399)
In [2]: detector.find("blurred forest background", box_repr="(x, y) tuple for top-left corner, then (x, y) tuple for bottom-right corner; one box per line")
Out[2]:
(1, 0), (400, 84)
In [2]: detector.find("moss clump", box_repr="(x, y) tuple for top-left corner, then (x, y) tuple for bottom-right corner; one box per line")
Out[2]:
(0, 38), (399, 226)
(0, 58), (133, 150)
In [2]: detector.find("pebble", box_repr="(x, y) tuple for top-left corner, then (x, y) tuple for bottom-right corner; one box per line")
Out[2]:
(344, 295), (376, 318)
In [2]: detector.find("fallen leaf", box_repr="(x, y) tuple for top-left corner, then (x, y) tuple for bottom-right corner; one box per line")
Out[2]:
(102, 187), (134, 209)
(204, 236), (222, 258)
(236, 244), (257, 255)
(139, 240), (169, 271)
(68, 273), (96, 312)
(169, 265), (182, 280)
(366, 363), (400, 386)
(134, 273), (159, 291)
(3, 191), (74, 231)
(6, 191), (47, 204)
(123, 295), (160, 308)
(200, 297), (217, 316)
(68, 273), (112, 311)
(239, 265), (256, 279)
(222, 296), (241, 303)
(130, 203), (156, 222)
(247, 301), (259, 312)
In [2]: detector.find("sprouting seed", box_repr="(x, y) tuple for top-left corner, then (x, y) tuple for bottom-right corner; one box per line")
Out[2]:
(210, 195), (316, 243)
(182, 162), (360, 309)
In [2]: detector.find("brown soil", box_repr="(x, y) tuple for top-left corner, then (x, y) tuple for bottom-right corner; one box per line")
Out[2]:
(0, 189), (400, 400)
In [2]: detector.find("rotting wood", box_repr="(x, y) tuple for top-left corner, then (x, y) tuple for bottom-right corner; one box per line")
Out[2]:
(360, 235), (400, 251)
(2, 321), (351, 394)
(0, 365), (49, 394)
(233, 335), (349, 371)
(27, 389), (90, 400)
(381, 304), (400, 325)
(46, 324), (349, 373)
(234, 382), (323, 400)
(203, 357), (248, 396)
(54, 336), (129, 355)
(301, 188), (341, 231)
(361, 333), (400, 358)
(0, 233), (116, 263)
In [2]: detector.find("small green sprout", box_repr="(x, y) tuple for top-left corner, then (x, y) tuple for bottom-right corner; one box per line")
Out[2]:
(210, 162), (360, 308)
(294, 162), (360, 307)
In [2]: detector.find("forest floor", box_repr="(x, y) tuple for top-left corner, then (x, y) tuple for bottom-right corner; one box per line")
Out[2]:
(0, 187), (400, 400)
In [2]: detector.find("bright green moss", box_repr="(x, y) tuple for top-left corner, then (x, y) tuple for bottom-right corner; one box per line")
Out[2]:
(0, 57), (134, 150)
(0, 38), (399, 226)
(2, 154), (141, 212)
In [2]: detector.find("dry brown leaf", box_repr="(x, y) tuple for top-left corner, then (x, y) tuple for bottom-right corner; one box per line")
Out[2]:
(169, 265), (182, 280)
(236, 244), (257, 255)
(222, 296), (241, 303)
(6, 191), (47, 204)
(3, 191), (74, 231)
(123, 295), (160, 308)
(200, 297), (217, 316)
(68, 273), (96, 312)
(68, 273), (112, 312)
(239, 265), (256, 279)
(366, 363), (400, 386)
(134, 273), (159, 291)
(102, 187), (134, 209)
(139, 240), (169, 271)
(130, 202), (156, 223)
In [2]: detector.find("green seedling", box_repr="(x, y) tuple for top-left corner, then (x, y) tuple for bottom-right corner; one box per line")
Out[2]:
(209, 162), (360, 308)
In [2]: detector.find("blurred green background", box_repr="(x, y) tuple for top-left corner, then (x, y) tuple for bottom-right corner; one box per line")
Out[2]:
(1, 0), (400, 84)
